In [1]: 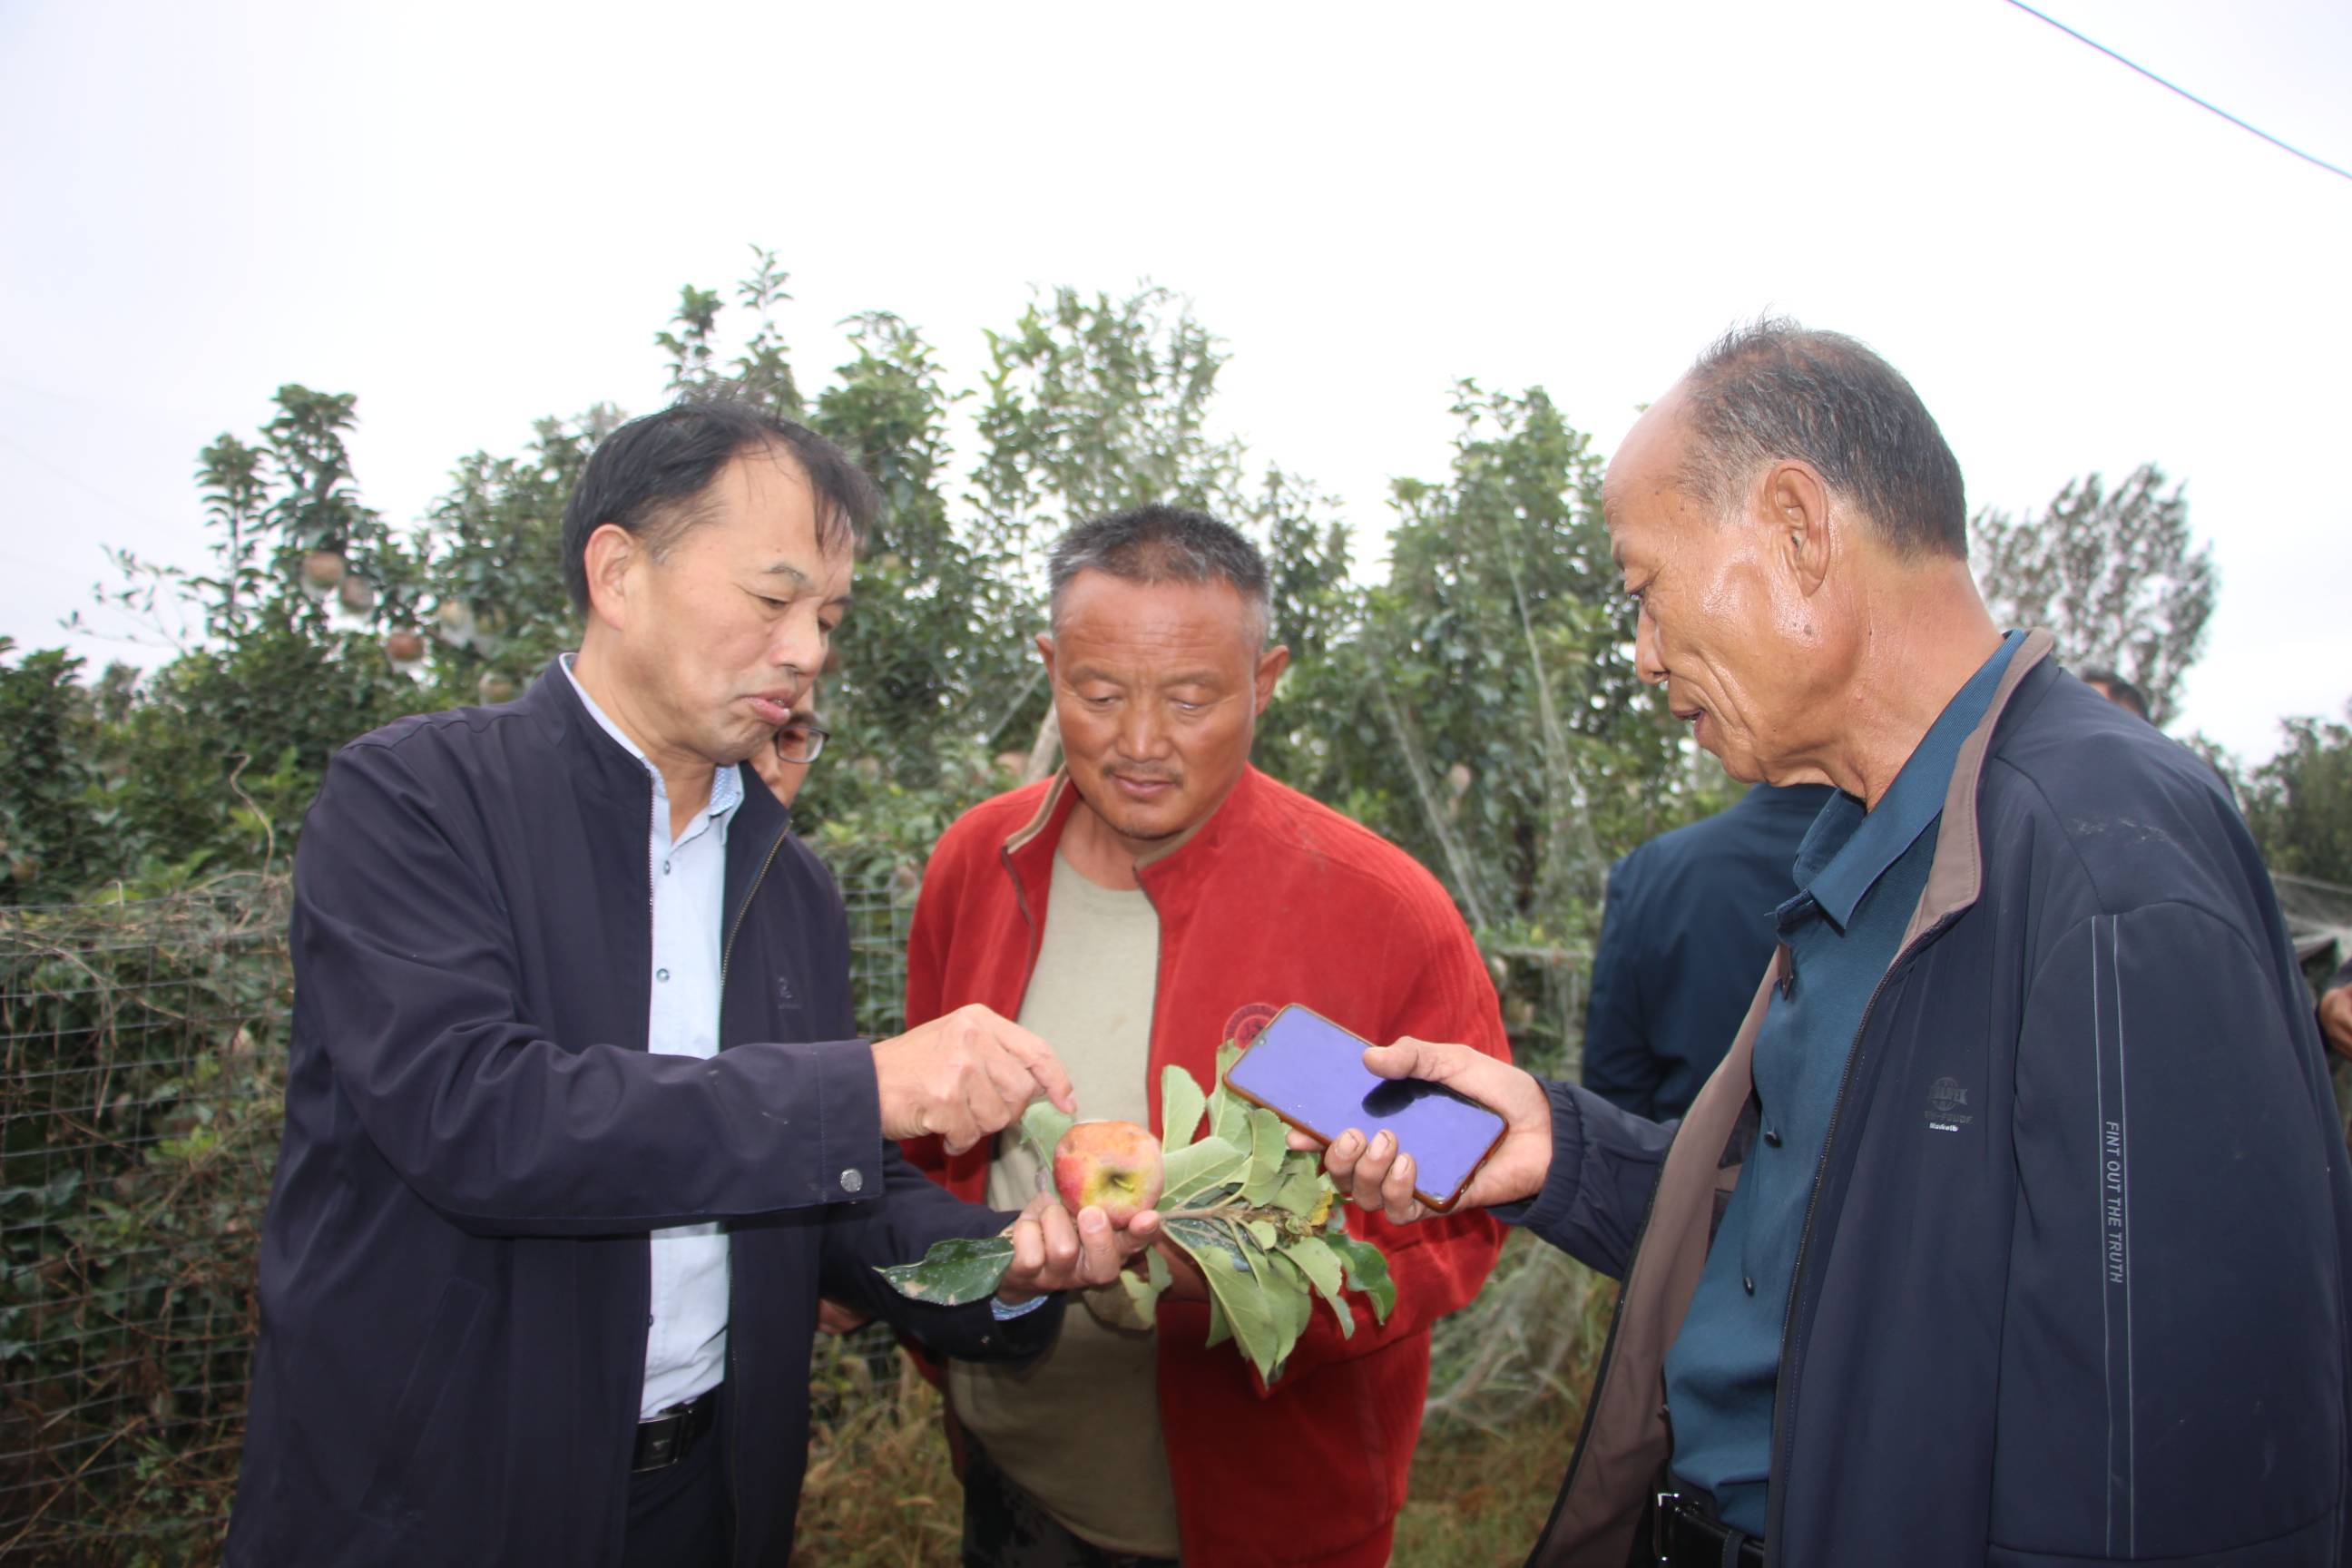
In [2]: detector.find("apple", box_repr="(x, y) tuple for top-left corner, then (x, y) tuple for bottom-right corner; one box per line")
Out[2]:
(385, 630), (426, 666)
(477, 671), (517, 705)
(338, 573), (377, 615)
(299, 549), (348, 593)
(1053, 1120), (1164, 1227)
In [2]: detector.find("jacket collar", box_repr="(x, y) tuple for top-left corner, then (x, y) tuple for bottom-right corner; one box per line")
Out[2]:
(523, 653), (647, 808)
(1899, 627), (2056, 946)
(522, 653), (786, 846)
(999, 764), (1267, 894)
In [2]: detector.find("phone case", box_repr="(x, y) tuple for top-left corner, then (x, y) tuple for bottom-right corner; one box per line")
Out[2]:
(1225, 1004), (1506, 1213)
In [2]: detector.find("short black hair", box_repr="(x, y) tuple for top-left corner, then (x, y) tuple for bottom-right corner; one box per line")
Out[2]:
(1046, 504), (1271, 642)
(561, 399), (877, 612)
(1678, 318), (1967, 560)
(2080, 668), (2151, 720)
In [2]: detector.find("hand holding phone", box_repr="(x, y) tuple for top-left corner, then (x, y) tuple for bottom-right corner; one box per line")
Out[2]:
(1225, 1005), (1513, 1214)
(1230, 1008), (1555, 1224)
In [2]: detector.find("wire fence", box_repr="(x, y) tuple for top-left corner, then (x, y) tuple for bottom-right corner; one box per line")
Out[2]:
(0, 870), (916, 1565)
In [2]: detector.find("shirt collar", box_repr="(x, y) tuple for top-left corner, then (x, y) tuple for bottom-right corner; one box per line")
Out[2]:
(559, 654), (742, 821)
(1783, 632), (2025, 933)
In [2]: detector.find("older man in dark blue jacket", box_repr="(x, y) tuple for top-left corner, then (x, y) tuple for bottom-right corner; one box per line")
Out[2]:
(228, 402), (1158, 1567)
(1313, 322), (2352, 1567)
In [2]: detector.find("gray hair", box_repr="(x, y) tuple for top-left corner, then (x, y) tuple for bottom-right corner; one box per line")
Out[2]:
(1676, 318), (1967, 560)
(1046, 504), (1271, 643)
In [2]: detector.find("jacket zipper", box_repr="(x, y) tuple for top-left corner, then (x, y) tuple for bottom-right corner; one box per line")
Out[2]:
(720, 823), (790, 999)
(719, 816), (789, 1568)
(1761, 918), (1948, 1559)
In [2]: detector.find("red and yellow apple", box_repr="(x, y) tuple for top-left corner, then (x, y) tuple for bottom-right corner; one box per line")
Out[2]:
(1052, 1120), (1164, 1227)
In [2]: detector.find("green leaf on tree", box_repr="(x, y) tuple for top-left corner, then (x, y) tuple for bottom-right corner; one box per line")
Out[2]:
(874, 1234), (1014, 1307)
(1160, 1064), (1207, 1152)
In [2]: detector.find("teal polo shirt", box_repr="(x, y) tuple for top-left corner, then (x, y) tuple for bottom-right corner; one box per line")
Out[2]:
(1661, 632), (2024, 1537)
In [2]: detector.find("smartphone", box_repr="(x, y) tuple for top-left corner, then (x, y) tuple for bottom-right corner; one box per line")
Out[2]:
(1224, 1004), (1507, 1213)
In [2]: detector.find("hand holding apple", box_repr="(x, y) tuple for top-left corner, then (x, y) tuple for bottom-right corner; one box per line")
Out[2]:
(995, 1191), (1164, 1308)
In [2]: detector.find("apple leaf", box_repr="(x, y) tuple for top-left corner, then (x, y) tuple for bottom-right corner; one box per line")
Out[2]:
(1210, 1250), (1287, 1383)
(1244, 1218), (1279, 1250)
(874, 1234), (1014, 1307)
(1264, 1250), (1318, 1376)
(1205, 1297), (1231, 1348)
(1160, 1065), (1207, 1153)
(1017, 1100), (1073, 1170)
(1266, 1162), (1328, 1219)
(1160, 1136), (1247, 1205)
(1117, 1251), (1171, 1331)
(1161, 1214), (1250, 1274)
(1286, 1235), (1355, 1339)
(1240, 1108), (1289, 1204)
(1324, 1232), (1396, 1326)
(1163, 1213), (1288, 1379)
(1209, 1044), (1250, 1145)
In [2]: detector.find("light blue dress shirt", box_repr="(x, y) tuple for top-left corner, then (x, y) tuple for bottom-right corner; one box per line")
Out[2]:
(562, 657), (742, 1417)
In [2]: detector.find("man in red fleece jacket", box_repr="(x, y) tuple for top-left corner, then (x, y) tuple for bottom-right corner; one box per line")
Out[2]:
(901, 504), (1510, 1568)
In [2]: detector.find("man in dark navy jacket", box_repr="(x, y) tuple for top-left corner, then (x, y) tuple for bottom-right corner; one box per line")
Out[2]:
(1581, 781), (1832, 1121)
(1312, 322), (2352, 1566)
(228, 402), (1160, 1568)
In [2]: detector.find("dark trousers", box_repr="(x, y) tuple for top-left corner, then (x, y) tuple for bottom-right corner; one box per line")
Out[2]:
(622, 1386), (731, 1568)
(960, 1436), (1180, 1568)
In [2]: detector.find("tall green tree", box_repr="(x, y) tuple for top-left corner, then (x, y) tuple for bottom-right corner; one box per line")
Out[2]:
(1971, 464), (2216, 724)
(2244, 702), (2352, 886)
(1270, 384), (1694, 1053)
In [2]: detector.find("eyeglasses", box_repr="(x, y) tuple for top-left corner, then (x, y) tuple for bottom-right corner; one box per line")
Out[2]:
(775, 719), (830, 765)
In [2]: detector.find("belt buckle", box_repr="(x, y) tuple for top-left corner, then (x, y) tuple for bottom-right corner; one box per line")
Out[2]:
(1651, 1490), (1681, 1567)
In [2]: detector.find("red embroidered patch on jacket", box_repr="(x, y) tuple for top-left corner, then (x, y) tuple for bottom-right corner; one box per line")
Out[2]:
(1222, 1002), (1279, 1047)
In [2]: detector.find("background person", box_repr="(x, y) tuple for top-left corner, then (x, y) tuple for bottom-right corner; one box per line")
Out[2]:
(2078, 666), (2151, 720)
(750, 681), (826, 808)
(228, 401), (1156, 1568)
(1306, 323), (2352, 1568)
(901, 505), (1511, 1568)
(1580, 781), (1832, 1121)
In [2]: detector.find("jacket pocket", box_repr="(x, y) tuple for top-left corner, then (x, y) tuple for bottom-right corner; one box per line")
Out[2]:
(357, 1277), (488, 1527)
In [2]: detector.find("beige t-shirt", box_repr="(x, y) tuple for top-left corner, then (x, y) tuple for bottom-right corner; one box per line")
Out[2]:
(946, 850), (1181, 1557)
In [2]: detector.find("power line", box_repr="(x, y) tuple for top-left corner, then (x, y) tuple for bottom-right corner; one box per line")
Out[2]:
(2004, 0), (2352, 186)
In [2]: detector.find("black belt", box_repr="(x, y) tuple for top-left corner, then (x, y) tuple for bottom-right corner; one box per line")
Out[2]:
(1654, 1491), (1765, 1568)
(632, 1386), (720, 1473)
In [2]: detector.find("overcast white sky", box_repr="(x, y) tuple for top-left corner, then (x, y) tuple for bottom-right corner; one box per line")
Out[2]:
(3, 0), (2347, 762)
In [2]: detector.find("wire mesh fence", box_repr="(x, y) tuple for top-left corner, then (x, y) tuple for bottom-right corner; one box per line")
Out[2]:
(0, 868), (916, 1565)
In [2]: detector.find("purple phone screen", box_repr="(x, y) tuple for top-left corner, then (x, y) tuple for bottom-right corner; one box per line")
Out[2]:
(1225, 1006), (1504, 1202)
